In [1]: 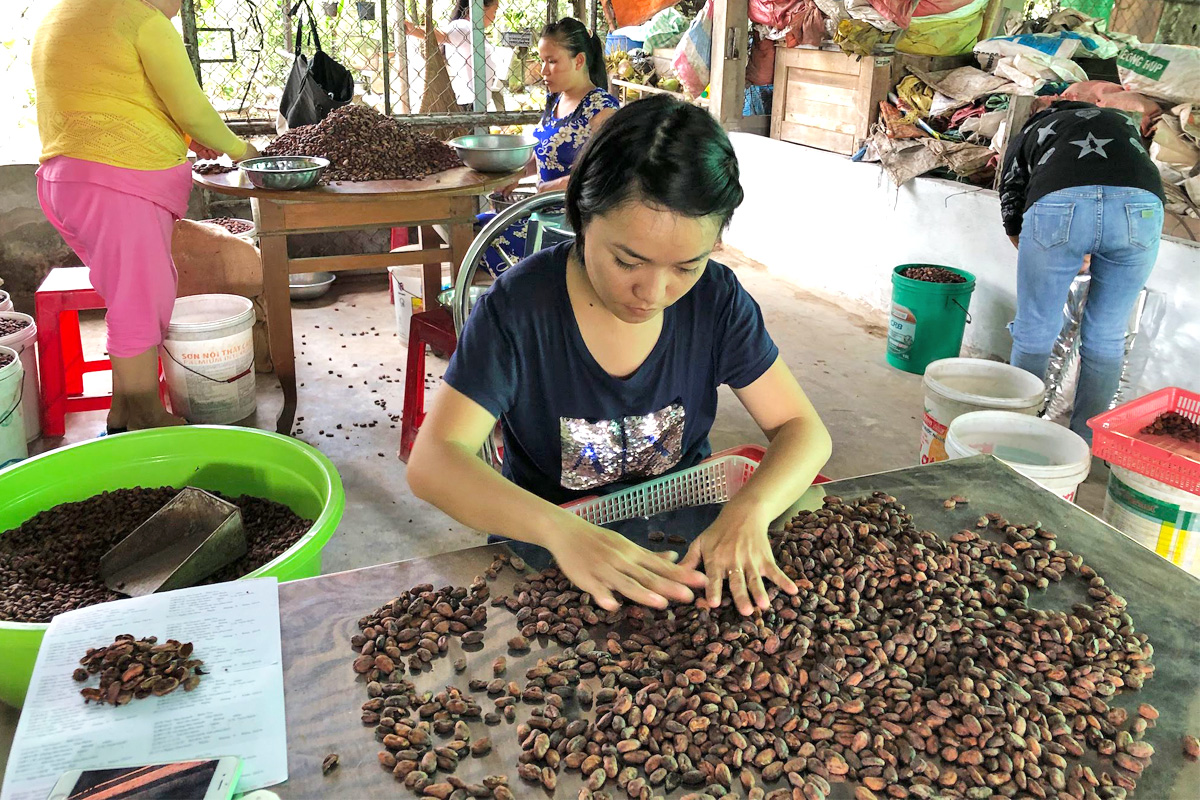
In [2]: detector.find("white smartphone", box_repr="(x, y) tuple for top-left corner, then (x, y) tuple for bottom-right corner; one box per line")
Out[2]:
(47, 757), (242, 800)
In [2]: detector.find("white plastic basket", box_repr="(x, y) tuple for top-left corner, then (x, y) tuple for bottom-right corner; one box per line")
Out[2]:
(561, 452), (760, 527)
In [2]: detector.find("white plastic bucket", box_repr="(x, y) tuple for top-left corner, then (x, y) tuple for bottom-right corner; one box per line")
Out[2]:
(0, 290), (12, 312)
(945, 410), (1091, 501)
(0, 345), (27, 468)
(0, 312), (40, 442)
(1103, 464), (1200, 578)
(390, 265), (450, 346)
(163, 295), (256, 424)
(920, 358), (1045, 464)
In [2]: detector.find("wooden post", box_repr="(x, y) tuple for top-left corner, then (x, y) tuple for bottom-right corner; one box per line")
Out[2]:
(392, 0), (412, 113)
(180, 0), (203, 85)
(709, 0), (748, 131)
(993, 94), (1035, 191)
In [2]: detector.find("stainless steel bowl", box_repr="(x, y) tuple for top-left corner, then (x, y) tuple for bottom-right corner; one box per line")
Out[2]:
(449, 135), (535, 173)
(290, 272), (336, 300)
(240, 156), (329, 190)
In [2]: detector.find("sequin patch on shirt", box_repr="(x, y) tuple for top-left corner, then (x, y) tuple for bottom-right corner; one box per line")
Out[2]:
(559, 403), (686, 491)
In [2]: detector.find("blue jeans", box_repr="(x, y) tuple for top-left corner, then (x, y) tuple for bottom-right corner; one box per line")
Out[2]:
(1010, 186), (1163, 442)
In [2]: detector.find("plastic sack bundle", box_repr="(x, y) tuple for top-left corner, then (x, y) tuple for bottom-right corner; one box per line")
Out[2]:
(975, 31), (1108, 68)
(673, 1), (713, 97)
(1118, 44), (1200, 105)
(643, 7), (688, 51)
(974, 33), (1094, 84)
(897, 0), (987, 56)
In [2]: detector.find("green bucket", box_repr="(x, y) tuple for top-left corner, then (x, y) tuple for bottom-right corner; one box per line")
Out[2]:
(887, 264), (976, 375)
(0, 426), (345, 708)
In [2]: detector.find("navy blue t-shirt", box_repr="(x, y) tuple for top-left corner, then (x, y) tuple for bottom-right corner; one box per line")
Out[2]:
(443, 243), (778, 505)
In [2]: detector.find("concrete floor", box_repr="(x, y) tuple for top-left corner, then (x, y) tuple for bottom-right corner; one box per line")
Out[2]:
(0, 246), (1112, 774)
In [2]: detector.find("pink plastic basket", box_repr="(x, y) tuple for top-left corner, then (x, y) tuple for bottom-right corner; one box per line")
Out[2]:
(1087, 387), (1200, 495)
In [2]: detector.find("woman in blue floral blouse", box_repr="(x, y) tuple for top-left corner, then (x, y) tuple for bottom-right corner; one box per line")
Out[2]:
(480, 18), (618, 275)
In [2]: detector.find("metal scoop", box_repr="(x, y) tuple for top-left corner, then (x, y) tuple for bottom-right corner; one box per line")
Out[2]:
(100, 487), (247, 597)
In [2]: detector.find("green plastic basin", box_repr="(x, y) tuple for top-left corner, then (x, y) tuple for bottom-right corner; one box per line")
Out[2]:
(0, 426), (344, 708)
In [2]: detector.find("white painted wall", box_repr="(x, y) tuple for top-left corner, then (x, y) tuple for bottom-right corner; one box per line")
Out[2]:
(724, 132), (1200, 394)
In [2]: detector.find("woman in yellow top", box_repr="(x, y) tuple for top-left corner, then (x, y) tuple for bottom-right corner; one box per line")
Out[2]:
(33, 0), (257, 432)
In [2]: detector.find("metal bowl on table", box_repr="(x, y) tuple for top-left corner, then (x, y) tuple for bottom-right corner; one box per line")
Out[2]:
(449, 135), (535, 173)
(290, 272), (336, 300)
(239, 156), (329, 190)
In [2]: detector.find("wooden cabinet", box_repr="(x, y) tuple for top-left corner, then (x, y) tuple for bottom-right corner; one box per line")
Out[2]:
(769, 47), (894, 155)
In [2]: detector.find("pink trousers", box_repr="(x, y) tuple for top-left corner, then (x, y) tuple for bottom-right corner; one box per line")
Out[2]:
(37, 157), (191, 358)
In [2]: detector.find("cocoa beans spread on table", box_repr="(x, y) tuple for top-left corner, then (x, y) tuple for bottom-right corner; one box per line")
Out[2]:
(350, 494), (1163, 799)
(0, 487), (312, 623)
(0, 352), (13, 369)
(900, 266), (966, 284)
(0, 317), (31, 337)
(263, 105), (461, 183)
(1141, 411), (1200, 443)
(74, 634), (203, 705)
(202, 217), (254, 235)
(193, 161), (237, 175)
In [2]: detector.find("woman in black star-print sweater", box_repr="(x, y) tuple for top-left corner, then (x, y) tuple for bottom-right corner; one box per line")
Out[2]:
(998, 100), (1164, 443)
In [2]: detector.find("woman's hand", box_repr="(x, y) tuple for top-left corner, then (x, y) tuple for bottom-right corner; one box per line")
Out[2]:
(680, 504), (798, 616)
(190, 141), (222, 160)
(546, 519), (707, 612)
(235, 141), (260, 162)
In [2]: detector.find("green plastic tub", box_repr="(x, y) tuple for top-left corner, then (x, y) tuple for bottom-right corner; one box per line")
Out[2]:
(0, 426), (344, 708)
(887, 264), (976, 375)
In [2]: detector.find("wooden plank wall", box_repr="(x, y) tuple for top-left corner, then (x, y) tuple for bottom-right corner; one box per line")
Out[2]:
(770, 48), (893, 155)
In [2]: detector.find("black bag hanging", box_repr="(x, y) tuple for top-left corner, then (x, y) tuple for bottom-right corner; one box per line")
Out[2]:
(278, 0), (355, 130)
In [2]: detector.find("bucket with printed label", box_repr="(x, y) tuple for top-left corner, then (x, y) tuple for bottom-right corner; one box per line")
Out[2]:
(0, 312), (41, 442)
(1103, 464), (1200, 578)
(163, 295), (256, 424)
(920, 358), (1045, 464)
(945, 410), (1091, 501)
(0, 345), (27, 468)
(888, 265), (976, 375)
(390, 265), (451, 346)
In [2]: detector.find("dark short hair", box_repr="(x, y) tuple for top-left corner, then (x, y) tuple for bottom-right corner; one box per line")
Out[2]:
(565, 95), (744, 246)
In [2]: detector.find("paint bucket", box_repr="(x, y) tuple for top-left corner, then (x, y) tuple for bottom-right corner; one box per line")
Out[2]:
(163, 295), (256, 424)
(0, 345), (27, 468)
(0, 290), (12, 312)
(946, 410), (1091, 501)
(1103, 464), (1200, 578)
(920, 358), (1045, 464)
(0, 312), (41, 442)
(390, 265), (450, 345)
(888, 265), (976, 374)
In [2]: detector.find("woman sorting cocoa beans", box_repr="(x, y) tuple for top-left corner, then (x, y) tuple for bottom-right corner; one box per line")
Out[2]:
(32, 0), (257, 431)
(409, 96), (832, 617)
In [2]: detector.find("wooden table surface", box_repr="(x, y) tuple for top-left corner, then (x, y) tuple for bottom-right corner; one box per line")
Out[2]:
(193, 165), (519, 435)
(192, 166), (514, 201)
(274, 458), (1200, 799)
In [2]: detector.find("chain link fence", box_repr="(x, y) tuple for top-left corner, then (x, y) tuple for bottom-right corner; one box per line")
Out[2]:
(187, 0), (607, 129)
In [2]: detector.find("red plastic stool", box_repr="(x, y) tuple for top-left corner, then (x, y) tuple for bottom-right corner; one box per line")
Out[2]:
(35, 267), (166, 437)
(399, 307), (457, 461)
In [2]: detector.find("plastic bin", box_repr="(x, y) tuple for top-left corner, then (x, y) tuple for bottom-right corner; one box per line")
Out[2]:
(1088, 387), (1200, 495)
(0, 426), (345, 707)
(605, 33), (644, 55)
